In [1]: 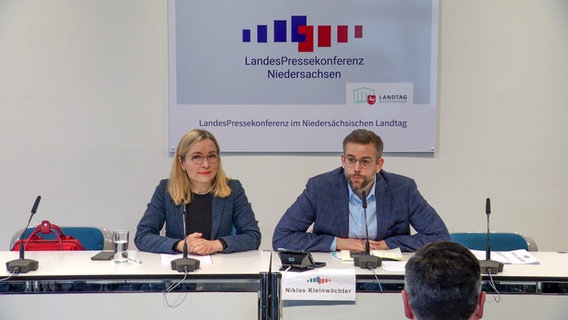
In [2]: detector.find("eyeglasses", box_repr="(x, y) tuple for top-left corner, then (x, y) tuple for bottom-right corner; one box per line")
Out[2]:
(184, 153), (219, 165)
(344, 156), (375, 169)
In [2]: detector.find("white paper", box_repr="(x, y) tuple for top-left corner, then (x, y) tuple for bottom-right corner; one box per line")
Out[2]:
(470, 249), (540, 265)
(370, 248), (404, 261)
(337, 248), (404, 261)
(381, 261), (407, 272)
(160, 253), (213, 267)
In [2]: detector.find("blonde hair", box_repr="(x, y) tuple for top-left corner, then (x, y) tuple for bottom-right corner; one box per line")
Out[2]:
(168, 129), (231, 205)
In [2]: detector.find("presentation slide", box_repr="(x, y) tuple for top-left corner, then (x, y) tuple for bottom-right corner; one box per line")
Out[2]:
(168, 0), (439, 152)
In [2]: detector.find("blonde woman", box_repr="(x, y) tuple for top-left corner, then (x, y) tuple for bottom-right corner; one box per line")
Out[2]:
(135, 129), (261, 254)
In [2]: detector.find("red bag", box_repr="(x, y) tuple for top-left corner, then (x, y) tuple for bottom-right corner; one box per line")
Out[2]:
(11, 220), (85, 251)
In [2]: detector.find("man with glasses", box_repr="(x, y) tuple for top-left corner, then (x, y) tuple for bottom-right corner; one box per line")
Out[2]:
(272, 129), (449, 252)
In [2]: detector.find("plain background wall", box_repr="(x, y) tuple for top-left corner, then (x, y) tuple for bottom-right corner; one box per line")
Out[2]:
(1, 0), (567, 252)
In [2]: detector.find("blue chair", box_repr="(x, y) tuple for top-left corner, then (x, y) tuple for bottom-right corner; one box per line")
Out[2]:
(10, 226), (113, 251)
(450, 232), (538, 251)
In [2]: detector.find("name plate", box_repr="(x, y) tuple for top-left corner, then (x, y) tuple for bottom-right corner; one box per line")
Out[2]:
(281, 268), (356, 301)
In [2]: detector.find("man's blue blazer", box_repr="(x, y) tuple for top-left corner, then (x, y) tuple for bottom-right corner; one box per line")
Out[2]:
(272, 168), (449, 252)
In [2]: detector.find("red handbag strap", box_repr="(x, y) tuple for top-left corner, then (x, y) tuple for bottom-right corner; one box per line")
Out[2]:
(25, 220), (63, 250)
(38, 220), (64, 236)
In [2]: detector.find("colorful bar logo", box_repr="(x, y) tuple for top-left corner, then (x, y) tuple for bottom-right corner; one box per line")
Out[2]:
(307, 276), (331, 284)
(242, 15), (363, 52)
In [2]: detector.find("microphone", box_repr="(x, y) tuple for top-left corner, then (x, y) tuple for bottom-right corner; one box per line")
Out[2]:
(485, 198), (491, 260)
(6, 195), (42, 273)
(361, 191), (370, 255)
(353, 190), (381, 269)
(171, 201), (200, 272)
(479, 197), (503, 274)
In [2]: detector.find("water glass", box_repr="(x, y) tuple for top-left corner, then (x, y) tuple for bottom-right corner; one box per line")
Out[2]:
(113, 230), (129, 263)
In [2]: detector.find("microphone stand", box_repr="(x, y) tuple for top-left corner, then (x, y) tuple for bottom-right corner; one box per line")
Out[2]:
(354, 190), (381, 269)
(171, 202), (200, 272)
(6, 195), (41, 273)
(479, 198), (503, 274)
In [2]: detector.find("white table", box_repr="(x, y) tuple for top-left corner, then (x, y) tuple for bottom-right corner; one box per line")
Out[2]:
(0, 250), (271, 320)
(3, 250), (568, 320)
(271, 251), (568, 320)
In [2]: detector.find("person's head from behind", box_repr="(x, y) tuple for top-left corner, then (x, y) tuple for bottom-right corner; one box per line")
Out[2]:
(402, 241), (486, 320)
(169, 129), (230, 204)
(341, 129), (384, 196)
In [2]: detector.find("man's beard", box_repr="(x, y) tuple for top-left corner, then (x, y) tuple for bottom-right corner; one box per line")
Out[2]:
(347, 173), (372, 193)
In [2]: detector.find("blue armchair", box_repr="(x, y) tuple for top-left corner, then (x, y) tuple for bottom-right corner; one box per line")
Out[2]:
(450, 232), (538, 251)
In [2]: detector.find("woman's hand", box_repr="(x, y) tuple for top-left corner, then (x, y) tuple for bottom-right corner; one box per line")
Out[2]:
(177, 232), (224, 255)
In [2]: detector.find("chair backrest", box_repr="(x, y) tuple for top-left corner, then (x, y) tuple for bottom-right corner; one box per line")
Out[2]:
(450, 232), (537, 251)
(10, 226), (114, 251)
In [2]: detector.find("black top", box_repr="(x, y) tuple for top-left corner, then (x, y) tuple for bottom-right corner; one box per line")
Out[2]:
(186, 193), (213, 239)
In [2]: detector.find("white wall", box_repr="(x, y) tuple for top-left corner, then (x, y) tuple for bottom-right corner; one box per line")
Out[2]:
(1, 0), (567, 252)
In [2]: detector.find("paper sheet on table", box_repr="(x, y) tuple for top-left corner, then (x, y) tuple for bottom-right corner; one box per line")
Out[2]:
(381, 261), (407, 272)
(160, 253), (213, 267)
(338, 247), (404, 261)
(470, 249), (540, 264)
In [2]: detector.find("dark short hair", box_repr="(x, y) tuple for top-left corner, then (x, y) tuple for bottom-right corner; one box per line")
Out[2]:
(342, 129), (384, 158)
(405, 241), (481, 320)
